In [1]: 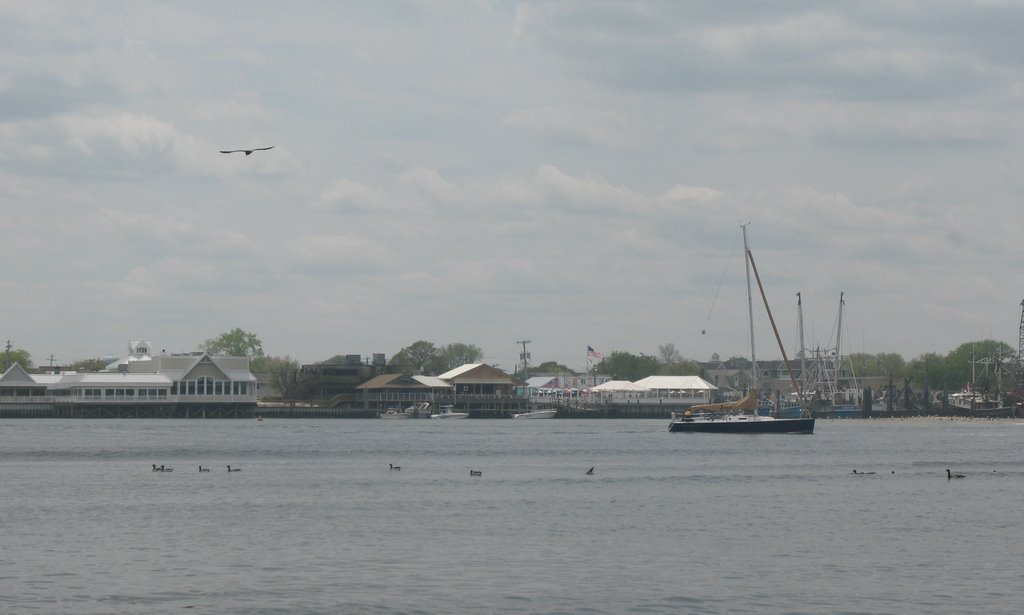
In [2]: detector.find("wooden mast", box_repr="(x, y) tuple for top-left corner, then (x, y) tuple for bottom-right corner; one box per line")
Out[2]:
(746, 247), (807, 417)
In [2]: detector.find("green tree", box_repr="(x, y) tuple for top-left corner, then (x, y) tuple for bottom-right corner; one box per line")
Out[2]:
(65, 358), (107, 372)
(250, 355), (301, 399)
(201, 328), (264, 357)
(390, 340), (439, 373)
(905, 352), (946, 390)
(658, 343), (682, 364)
(535, 360), (572, 373)
(435, 342), (484, 371)
(875, 353), (907, 378)
(658, 358), (701, 376)
(594, 351), (661, 381)
(724, 356), (751, 370)
(943, 340), (1015, 393)
(0, 348), (33, 372)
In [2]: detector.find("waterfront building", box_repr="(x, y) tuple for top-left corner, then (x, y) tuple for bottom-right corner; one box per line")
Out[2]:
(355, 373), (453, 412)
(296, 353), (392, 406)
(437, 363), (522, 396)
(0, 340), (256, 418)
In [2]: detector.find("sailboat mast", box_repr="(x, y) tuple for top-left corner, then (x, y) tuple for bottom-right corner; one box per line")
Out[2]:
(797, 292), (806, 376)
(741, 223), (758, 388)
(746, 247), (805, 410)
(836, 292), (844, 360)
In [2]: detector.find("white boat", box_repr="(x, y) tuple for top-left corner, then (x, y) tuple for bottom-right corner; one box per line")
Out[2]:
(380, 401), (431, 419)
(430, 405), (469, 419)
(512, 408), (557, 419)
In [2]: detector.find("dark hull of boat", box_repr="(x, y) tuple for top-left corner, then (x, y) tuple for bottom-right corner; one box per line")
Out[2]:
(668, 418), (815, 434)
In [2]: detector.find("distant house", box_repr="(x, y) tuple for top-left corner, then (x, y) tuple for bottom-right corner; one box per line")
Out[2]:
(355, 373), (453, 404)
(438, 364), (522, 396)
(298, 353), (391, 405)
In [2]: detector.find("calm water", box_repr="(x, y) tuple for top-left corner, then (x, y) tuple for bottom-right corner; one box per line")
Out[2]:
(1, 418), (1022, 614)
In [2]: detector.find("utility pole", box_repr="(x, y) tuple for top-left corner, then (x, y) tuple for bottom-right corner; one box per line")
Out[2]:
(516, 340), (531, 378)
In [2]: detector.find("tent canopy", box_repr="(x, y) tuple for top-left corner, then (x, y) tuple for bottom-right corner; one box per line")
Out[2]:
(589, 380), (650, 392)
(632, 375), (717, 391)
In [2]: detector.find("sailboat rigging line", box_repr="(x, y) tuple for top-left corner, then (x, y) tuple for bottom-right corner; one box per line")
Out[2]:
(704, 235), (742, 333)
(746, 248), (806, 413)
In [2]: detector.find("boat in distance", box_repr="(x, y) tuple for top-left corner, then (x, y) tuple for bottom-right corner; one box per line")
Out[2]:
(430, 405), (469, 419)
(668, 225), (814, 435)
(380, 401), (431, 419)
(512, 408), (557, 419)
(667, 389), (815, 433)
(668, 412), (815, 434)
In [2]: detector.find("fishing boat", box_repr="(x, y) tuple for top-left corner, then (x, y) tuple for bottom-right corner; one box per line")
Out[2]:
(669, 225), (815, 434)
(430, 405), (469, 419)
(512, 408), (557, 419)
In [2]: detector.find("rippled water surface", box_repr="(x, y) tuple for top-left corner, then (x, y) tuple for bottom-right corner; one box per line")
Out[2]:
(1, 418), (1022, 614)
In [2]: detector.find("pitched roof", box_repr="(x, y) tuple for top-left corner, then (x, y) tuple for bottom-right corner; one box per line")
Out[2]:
(588, 380), (650, 392)
(437, 363), (483, 379)
(525, 376), (560, 389)
(0, 363), (42, 385)
(438, 363), (520, 384)
(356, 373), (454, 390)
(632, 375), (717, 391)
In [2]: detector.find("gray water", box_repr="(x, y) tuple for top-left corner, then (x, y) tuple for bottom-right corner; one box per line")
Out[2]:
(1, 418), (1022, 614)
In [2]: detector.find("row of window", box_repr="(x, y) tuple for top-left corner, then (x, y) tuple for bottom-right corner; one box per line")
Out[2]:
(82, 388), (168, 399)
(74, 379), (250, 399)
(171, 378), (249, 396)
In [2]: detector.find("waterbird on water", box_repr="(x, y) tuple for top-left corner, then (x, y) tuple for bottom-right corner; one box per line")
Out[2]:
(946, 469), (965, 479)
(227, 465), (242, 472)
(851, 470), (875, 475)
(199, 466), (210, 472)
(585, 467), (594, 475)
(219, 146), (274, 156)
(389, 464), (401, 471)
(469, 470), (482, 477)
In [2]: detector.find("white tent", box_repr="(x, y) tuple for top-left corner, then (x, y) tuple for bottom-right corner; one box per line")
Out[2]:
(632, 375), (717, 392)
(588, 380), (650, 392)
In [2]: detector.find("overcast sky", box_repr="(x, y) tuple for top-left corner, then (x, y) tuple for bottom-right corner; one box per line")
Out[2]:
(2, 1), (1023, 371)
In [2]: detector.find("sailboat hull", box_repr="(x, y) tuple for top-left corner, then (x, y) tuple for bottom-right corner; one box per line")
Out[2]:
(668, 416), (815, 434)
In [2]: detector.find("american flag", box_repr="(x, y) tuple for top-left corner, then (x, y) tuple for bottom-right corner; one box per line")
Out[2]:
(587, 345), (604, 359)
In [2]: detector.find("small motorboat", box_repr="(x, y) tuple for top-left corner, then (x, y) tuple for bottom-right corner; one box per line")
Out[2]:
(430, 405), (469, 419)
(512, 408), (557, 419)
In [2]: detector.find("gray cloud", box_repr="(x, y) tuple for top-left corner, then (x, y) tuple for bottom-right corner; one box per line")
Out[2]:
(1, 1), (1021, 369)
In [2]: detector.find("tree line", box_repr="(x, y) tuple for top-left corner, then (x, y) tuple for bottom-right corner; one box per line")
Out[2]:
(2, 331), (1018, 396)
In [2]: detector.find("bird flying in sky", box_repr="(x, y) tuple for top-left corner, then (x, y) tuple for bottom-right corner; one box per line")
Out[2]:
(219, 146), (275, 155)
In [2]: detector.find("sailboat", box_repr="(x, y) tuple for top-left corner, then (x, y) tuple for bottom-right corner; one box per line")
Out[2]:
(669, 226), (815, 434)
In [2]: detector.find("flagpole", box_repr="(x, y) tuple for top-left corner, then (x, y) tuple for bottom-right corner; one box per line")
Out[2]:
(587, 350), (593, 387)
